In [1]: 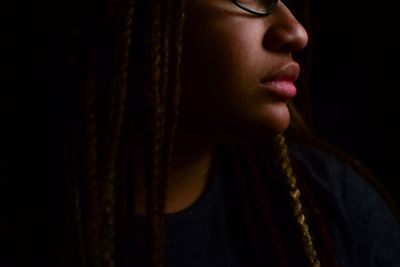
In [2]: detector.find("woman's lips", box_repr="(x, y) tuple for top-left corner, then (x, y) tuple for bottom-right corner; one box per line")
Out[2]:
(259, 80), (297, 98)
(259, 63), (300, 99)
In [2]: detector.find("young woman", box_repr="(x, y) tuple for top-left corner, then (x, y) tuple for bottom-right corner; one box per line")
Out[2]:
(59, 0), (400, 266)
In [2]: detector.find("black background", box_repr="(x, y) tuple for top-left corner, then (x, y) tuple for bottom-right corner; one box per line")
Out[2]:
(307, 1), (400, 205)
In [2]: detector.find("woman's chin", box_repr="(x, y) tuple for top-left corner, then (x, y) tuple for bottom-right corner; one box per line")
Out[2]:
(255, 102), (291, 136)
(176, 102), (291, 145)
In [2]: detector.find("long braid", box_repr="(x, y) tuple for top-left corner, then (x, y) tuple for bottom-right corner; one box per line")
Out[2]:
(72, 161), (88, 267)
(157, 0), (173, 231)
(243, 145), (292, 266)
(290, 155), (340, 267)
(144, 1), (167, 266)
(161, 0), (187, 232)
(160, 0), (172, 162)
(64, 122), (88, 267)
(228, 146), (260, 253)
(164, 0), (186, 190)
(99, 0), (136, 265)
(274, 134), (321, 267)
(82, 49), (101, 267)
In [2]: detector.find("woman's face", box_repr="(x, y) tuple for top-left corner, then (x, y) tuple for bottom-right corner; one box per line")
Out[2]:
(179, 0), (308, 144)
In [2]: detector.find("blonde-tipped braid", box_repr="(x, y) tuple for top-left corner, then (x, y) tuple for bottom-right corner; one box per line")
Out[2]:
(274, 134), (321, 267)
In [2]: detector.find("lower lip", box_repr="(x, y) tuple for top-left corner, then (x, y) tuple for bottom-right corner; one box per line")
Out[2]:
(260, 80), (297, 98)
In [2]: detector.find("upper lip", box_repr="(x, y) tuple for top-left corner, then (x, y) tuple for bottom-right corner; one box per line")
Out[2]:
(260, 63), (300, 83)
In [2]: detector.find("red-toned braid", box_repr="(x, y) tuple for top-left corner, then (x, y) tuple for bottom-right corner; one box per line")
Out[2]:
(226, 146), (259, 253)
(242, 144), (292, 266)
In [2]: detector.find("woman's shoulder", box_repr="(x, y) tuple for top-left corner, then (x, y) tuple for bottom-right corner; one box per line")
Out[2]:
(289, 143), (370, 202)
(289, 143), (397, 222)
(290, 143), (400, 267)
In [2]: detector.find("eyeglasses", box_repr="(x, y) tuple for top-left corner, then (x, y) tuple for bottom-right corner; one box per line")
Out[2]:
(232, 0), (278, 16)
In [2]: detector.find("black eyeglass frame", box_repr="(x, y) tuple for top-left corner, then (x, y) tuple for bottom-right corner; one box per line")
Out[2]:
(232, 0), (278, 16)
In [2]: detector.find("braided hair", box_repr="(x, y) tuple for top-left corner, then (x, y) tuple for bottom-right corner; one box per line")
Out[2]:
(61, 0), (397, 266)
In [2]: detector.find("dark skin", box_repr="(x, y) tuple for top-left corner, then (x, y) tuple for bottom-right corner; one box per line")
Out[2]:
(135, 0), (308, 214)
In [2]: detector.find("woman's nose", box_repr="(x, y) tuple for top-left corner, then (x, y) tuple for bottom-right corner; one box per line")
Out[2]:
(263, 2), (309, 53)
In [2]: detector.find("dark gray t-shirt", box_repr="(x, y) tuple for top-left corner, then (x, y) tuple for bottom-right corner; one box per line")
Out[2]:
(134, 146), (400, 266)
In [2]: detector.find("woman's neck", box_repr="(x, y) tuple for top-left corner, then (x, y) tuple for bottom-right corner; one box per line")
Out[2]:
(134, 143), (215, 214)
